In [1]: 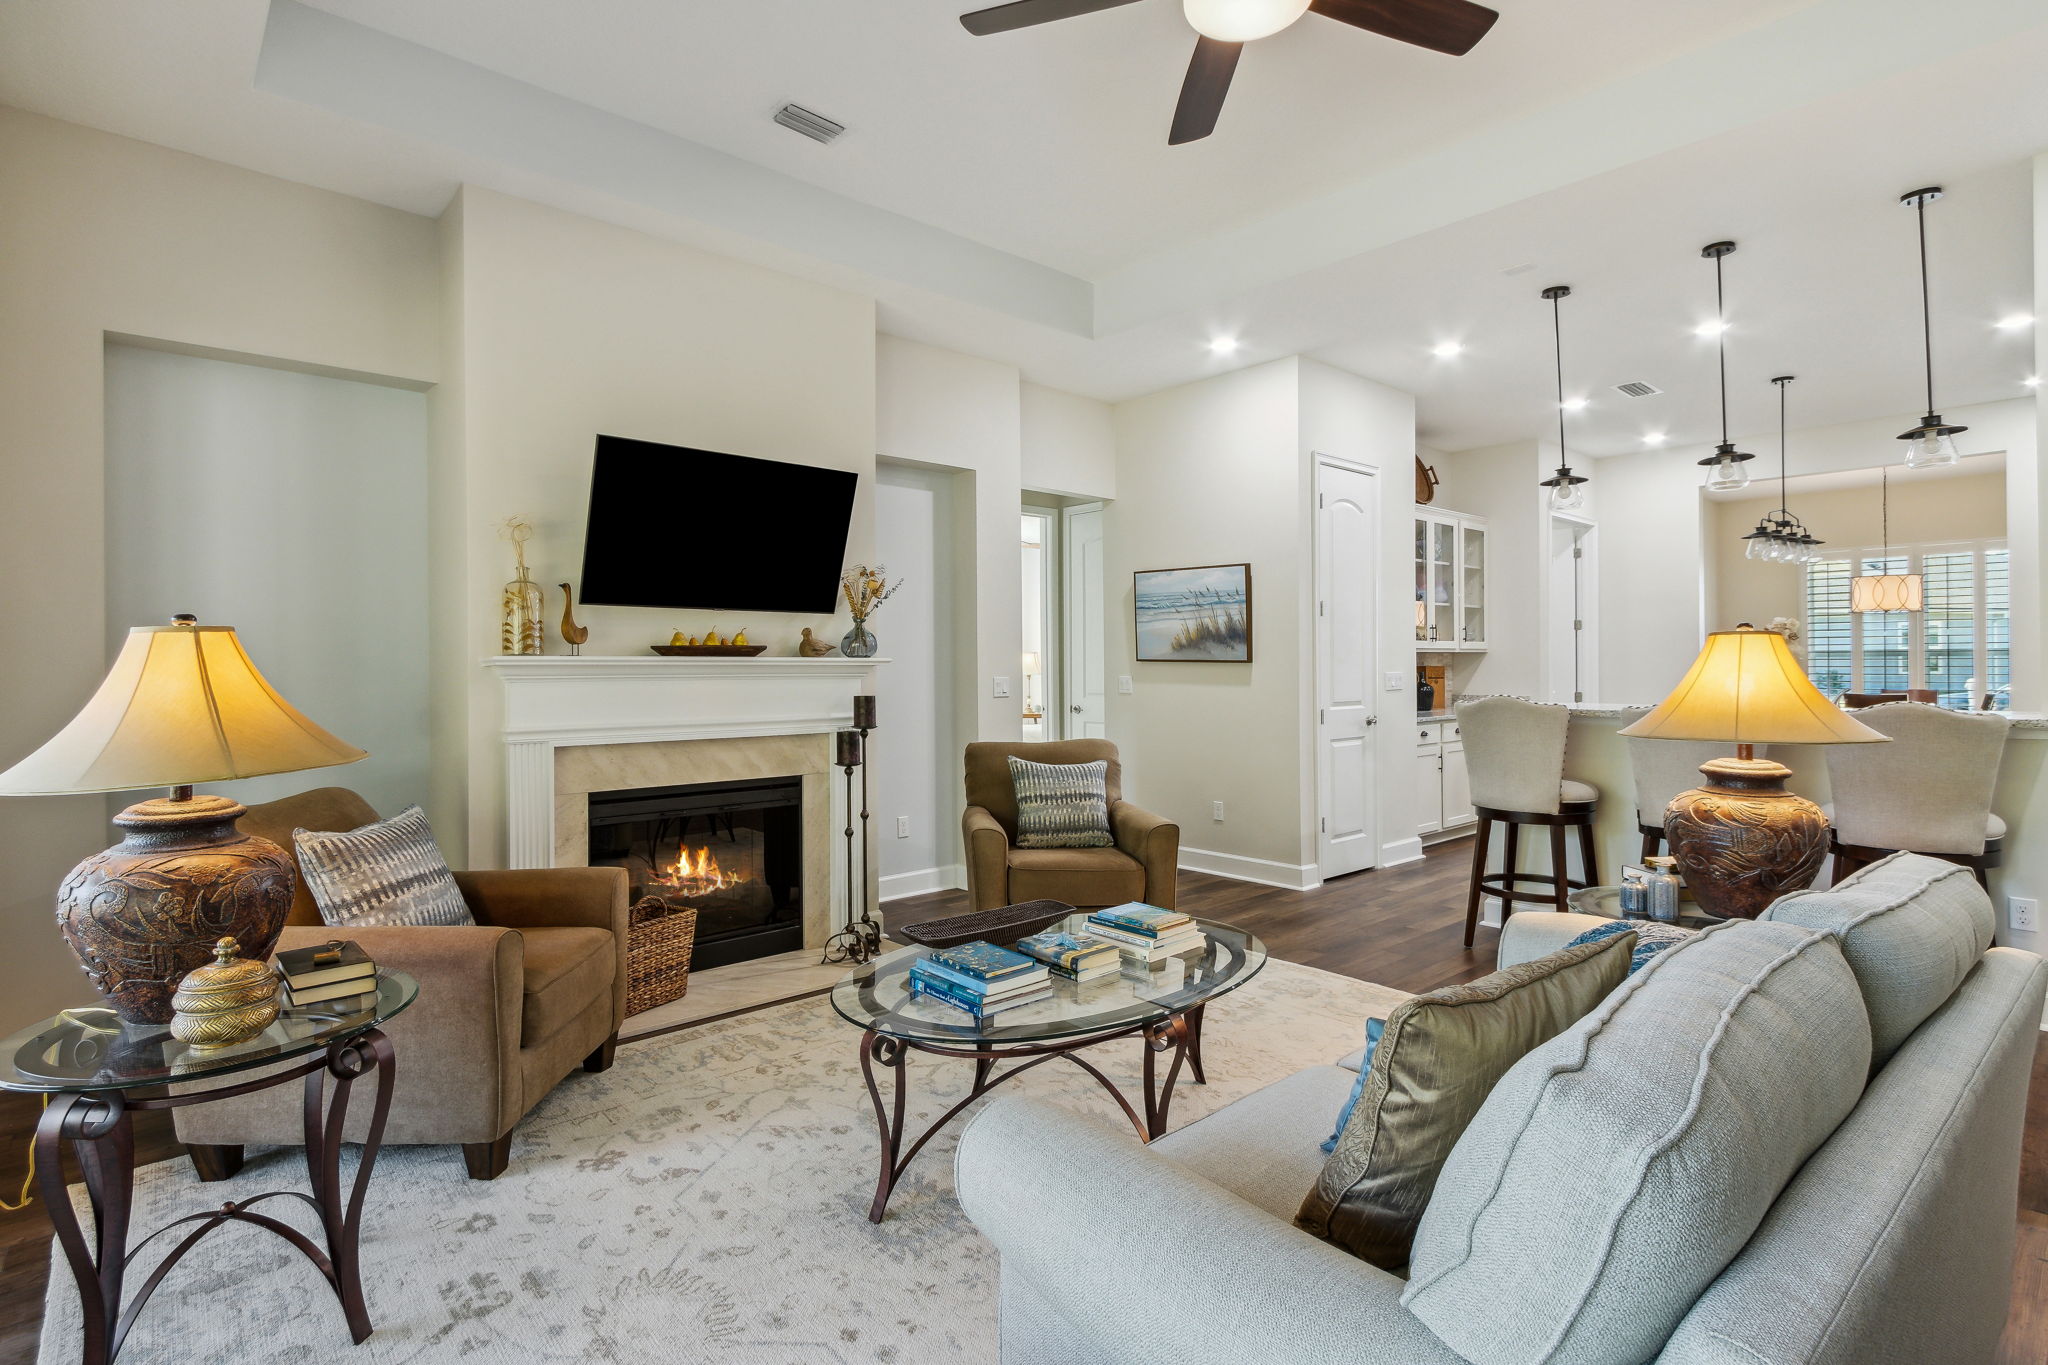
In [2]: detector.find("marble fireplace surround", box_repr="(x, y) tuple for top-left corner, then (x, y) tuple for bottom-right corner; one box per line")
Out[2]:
(481, 657), (883, 949)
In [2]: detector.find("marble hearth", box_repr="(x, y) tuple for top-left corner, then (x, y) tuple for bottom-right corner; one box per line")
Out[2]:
(480, 656), (882, 950)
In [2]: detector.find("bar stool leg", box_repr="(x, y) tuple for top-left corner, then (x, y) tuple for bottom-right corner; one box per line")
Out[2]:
(1463, 816), (1493, 948)
(1577, 822), (1599, 893)
(1500, 822), (1520, 917)
(1548, 823), (1569, 911)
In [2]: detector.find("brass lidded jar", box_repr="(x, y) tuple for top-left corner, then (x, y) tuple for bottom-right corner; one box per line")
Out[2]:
(170, 936), (280, 1048)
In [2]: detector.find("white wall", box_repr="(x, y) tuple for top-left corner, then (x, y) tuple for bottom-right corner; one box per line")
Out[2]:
(0, 108), (441, 1024)
(103, 344), (431, 815)
(1021, 382), (1115, 501)
(873, 464), (964, 897)
(436, 187), (879, 866)
(1430, 440), (1551, 699)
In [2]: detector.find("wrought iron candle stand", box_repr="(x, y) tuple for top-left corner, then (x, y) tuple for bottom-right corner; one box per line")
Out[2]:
(850, 695), (880, 957)
(820, 725), (876, 965)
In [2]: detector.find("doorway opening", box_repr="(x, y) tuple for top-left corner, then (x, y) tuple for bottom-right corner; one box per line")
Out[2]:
(1547, 515), (1597, 703)
(1022, 508), (1057, 739)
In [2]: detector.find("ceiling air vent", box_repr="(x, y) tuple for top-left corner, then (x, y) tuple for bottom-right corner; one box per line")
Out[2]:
(774, 103), (845, 145)
(1613, 381), (1663, 398)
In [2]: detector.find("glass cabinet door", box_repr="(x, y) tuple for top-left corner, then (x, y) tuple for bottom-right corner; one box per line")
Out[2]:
(1429, 519), (1456, 645)
(1459, 522), (1486, 647)
(1413, 518), (1429, 642)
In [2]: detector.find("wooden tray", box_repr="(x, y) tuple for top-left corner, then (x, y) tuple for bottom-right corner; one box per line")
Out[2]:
(649, 645), (768, 657)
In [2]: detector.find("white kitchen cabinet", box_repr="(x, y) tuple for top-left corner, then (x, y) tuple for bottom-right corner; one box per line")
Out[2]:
(1414, 510), (1488, 651)
(1416, 719), (1475, 836)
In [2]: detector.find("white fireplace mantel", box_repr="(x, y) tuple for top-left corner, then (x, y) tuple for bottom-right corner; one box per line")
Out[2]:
(480, 655), (885, 869)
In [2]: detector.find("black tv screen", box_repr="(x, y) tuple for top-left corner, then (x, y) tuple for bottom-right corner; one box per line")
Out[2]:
(577, 436), (858, 613)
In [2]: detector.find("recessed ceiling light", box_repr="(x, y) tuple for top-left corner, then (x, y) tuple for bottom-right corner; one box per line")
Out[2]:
(1431, 341), (1464, 359)
(1996, 314), (2035, 331)
(2026, 376), (2042, 388)
(1561, 397), (1589, 412)
(1644, 431), (1668, 446)
(1207, 336), (1240, 356)
(1693, 320), (1729, 338)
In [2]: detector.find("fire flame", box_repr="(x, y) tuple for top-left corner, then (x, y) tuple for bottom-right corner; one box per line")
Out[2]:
(653, 846), (746, 897)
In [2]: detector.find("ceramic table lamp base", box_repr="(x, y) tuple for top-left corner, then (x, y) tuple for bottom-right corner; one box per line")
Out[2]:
(59, 793), (296, 1025)
(1662, 755), (1828, 919)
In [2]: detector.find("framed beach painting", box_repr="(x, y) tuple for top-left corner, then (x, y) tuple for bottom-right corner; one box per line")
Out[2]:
(1133, 563), (1252, 662)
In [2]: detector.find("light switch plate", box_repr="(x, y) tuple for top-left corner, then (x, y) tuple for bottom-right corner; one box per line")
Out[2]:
(992, 676), (1011, 698)
(895, 816), (910, 839)
(1211, 801), (1225, 822)
(1384, 671), (1406, 691)
(1118, 676), (1134, 694)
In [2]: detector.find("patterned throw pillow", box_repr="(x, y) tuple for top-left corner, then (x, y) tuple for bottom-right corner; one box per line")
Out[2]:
(1565, 917), (1695, 973)
(294, 805), (475, 929)
(1007, 757), (1115, 849)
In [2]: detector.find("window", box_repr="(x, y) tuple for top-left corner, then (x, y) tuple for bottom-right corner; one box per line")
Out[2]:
(1802, 540), (2008, 709)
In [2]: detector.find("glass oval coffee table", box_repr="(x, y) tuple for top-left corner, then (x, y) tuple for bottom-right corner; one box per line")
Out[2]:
(831, 914), (1264, 1221)
(0, 970), (416, 1365)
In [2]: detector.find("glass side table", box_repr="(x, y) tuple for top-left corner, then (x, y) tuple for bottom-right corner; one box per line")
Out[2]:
(1568, 885), (1727, 932)
(831, 915), (1265, 1222)
(0, 969), (416, 1365)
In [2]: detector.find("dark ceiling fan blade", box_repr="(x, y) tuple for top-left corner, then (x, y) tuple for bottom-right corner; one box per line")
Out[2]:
(1308, 0), (1499, 56)
(959, 0), (1144, 37)
(1168, 36), (1242, 145)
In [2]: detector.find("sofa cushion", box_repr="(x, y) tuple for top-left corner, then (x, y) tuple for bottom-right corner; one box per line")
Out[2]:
(1761, 850), (1995, 1065)
(519, 926), (616, 1045)
(1006, 846), (1145, 907)
(294, 805), (474, 929)
(1296, 932), (1636, 1270)
(1151, 1065), (1358, 1219)
(1402, 920), (1871, 1365)
(1007, 756), (1115, 848)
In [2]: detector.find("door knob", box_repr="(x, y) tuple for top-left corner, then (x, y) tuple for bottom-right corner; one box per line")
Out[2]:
(1071, 705), (1083, 713)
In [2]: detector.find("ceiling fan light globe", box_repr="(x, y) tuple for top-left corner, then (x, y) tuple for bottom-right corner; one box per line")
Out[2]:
(1182, 0), (1312, 42)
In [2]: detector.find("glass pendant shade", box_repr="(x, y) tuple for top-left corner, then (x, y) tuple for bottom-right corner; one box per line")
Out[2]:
(1851, 573), (1925, 613)
(1704, 450), (1752, 492)
(1549, 478), (1585, 511)
(1900, 423), (1961, 469)
(1182, 0), (1311, 41)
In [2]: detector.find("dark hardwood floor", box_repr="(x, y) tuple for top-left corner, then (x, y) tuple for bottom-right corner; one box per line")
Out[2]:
(3, 837), (2042, 1361)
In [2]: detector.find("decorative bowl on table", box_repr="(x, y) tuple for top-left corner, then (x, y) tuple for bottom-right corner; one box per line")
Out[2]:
(896, 899), (1075, 950)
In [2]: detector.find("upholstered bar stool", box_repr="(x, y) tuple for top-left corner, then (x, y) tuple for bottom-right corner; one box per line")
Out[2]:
(1457, 697), (1599, 947)
(1824, 702), (2011, 886)
(1621, 708), (1743, 861)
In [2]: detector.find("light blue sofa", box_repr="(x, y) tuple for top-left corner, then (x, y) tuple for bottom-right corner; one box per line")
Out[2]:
(957, 852), (2045, 1365)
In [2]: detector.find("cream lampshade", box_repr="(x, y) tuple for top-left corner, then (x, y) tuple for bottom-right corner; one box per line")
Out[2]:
(1850, 573), (1924, 614)
(1620, 625), (1885, 918)
(0, 616), (366, 1023)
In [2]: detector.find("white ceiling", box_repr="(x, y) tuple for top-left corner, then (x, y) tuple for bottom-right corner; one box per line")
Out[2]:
(1, 0), (2044, 455)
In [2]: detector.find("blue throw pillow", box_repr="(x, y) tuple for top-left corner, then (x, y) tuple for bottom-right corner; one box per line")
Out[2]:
(1322, 1016), (1385, 1154)
(1564, 917), (1694, 974)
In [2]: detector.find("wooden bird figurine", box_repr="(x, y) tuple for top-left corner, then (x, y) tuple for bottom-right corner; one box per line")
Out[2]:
(558, 583), (589, 656)
(798, 627), (835, 657)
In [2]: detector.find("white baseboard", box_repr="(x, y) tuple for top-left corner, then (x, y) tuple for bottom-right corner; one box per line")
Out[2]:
(1179, 846), (1322, 891)
(879, 864), (965, 901)
(1379, 837), (1425, 868)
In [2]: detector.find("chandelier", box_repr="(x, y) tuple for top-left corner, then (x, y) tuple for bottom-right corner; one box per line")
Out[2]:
(1740, 376), (1823, 563)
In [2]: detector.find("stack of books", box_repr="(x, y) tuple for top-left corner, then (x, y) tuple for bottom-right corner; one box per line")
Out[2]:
(275, 940), (378, 1014)
(1084, 903), (1206, 964)
(908, 940), (1052, 1021)
(1013, 929), (1122, 982)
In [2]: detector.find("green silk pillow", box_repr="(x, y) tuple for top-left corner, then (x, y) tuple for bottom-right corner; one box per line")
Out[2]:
(1294, 930), (1636, 1269)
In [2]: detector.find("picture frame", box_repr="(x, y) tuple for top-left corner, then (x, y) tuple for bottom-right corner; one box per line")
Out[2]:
(1133, 563), (1252, 663)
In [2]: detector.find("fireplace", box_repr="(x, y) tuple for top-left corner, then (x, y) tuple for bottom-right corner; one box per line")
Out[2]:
(587, 776), (804, 970)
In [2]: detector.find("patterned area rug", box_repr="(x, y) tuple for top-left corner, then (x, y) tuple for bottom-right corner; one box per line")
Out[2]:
(43, 959), (1407, 1363)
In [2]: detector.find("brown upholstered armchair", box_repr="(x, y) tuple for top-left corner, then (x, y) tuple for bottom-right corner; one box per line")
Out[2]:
(173, 788), (629, 1180)
(962, 740), (1179, 912)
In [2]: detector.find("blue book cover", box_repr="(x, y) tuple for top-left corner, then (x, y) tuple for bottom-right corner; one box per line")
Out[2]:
(910, 958), (1045, 998)
(1089, 903), (1193, 936)
(1014, 931), (1120, 972)
(927, 939), (1038, 982)
(909, 974), (1047, 1019)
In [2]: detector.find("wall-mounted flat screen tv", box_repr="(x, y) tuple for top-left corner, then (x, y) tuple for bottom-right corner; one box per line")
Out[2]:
(577, 435), (858, 613)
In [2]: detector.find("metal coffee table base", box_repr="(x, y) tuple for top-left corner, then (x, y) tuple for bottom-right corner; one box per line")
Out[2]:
(36, 1030), (396, 1365)
(859, 1004), (1206, 1223)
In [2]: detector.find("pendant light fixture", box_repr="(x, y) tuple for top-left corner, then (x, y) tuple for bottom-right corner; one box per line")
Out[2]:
(1851, 466), (1924, 612)
(1698, 241), (1755, 492)
(1741, 376), (1824, 563)
(1537, 284), (1589, 510)
(1896, 187), (1966, 469)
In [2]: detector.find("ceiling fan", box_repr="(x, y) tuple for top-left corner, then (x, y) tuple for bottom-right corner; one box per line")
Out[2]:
(958, 0), (1501, 144)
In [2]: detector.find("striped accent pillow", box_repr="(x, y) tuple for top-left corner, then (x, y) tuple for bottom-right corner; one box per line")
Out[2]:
(1008, 757), (1115, 849)
(294, 806), (475, 929)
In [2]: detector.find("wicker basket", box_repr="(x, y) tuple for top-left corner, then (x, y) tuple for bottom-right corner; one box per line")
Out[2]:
(625, 897), (699, 1016)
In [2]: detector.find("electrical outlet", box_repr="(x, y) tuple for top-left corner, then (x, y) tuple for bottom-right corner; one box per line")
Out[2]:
(1211, 801), (1226, 822)
(2010, 896), (2038, 932)
(992, 676), (1011, 698)
(895, 816), (910, 839)
(1384, 671), (1405, 691)
(1118, 675), (1134, 694)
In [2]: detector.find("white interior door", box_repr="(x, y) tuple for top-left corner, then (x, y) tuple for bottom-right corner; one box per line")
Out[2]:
(1546, 516), (1592, 703)
(1316, 460), (1379, 878)
(1063, 503), (1107, 739)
